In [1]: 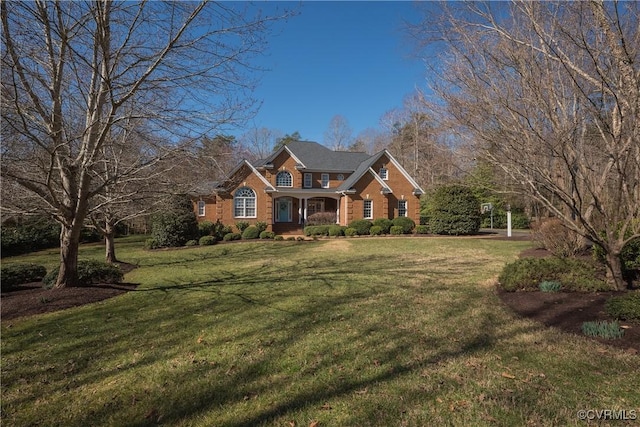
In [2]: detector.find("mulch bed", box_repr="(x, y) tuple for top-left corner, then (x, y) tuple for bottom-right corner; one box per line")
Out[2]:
(2, 253), (638, 353)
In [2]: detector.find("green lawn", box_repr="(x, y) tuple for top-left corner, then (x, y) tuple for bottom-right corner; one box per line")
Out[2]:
(2, 237), (639, 426)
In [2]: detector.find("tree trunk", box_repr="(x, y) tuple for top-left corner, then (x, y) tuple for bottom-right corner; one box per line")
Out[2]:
(56, 224), (82, 288)
(605, 251), (627, 291)
(105, 221), (118, 264)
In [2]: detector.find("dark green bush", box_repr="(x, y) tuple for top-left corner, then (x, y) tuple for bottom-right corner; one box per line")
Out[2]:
(185, 239), (199, 246)
(344, 227), (358, 237)
(416, 225), (430, 234)
(328, 225), (345, 237)
(198, 221), (215, 237)
(198, 236), (217, 246)
(1, 264), (47, 291)
(1, 216), (61, 257)
(274, 235), (284, 241)
(151, 195), (199, 248)
(370, 226), (383, 236)
(260, 231), (276, 239)
(223, 232), (241, 241)
(304, 225), (330, 237)
(144, 238), (160, 250)
(255, 222), (268, 233)
(499, 257), (608, 292)
(241, 226), (260, 240)
(482, 210), (530, 229)
(43, 260), (123, 288)
(392, 217), (415, 234)
(349, 219), (372, 235)
(373, 218), (393, 234)
(605, 292), (640, 322)
(390, 226), (404, 235)
(428, 185), (481, 235)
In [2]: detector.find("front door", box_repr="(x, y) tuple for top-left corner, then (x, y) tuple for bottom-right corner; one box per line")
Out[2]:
(276, 198), (292, 222)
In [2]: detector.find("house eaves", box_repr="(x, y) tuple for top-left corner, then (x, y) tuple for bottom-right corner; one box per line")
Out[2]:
(218, 159), (275, 193)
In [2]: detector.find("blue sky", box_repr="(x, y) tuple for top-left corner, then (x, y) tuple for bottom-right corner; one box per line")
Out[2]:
(245, 1), (427, 144)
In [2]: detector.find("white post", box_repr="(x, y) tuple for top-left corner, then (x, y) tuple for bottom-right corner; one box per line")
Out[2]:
(507, 211), (512, 237)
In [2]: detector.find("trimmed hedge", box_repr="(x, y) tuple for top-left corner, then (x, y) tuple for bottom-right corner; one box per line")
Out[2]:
(373, 218), (393, 234)
(260, 231), (276, 239)
(43, 260), (123, 288)
(199, 235), (217, 246)
(344, 227), (358, 237)
(1, 264), (47, 291)
(416, 225), (430, 234)
(304, 225), (330, 237)
(370, 226), (383, 236)
(328, 225), (345, 237)
(390, 226), (404, 235)
(498, 257), (608, 292)
(223, 232), (242, 241)
(241, 226), (261, 240)
(392, 217), (415, 234)
(349, 220), (372, 236)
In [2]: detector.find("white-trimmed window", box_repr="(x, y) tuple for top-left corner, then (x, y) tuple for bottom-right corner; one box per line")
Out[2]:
(379, 167), (388, 180)
(234, 187), (256, 218)
(304, 173), (312, 188)
(197, 200), (206, 217)
(398, 200), (407, 217)
(321, 173), (330, 188)
(363, 199), (373, 219)
(276, 171), (293, 187)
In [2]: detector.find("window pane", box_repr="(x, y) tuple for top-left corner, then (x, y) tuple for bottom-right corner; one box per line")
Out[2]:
(398, 200), (407, 217)
(276, 171), (292, 187)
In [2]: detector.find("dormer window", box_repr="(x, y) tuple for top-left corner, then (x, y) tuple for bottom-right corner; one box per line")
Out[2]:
(276, 171), (293, 187)
(379, 168), (388, 180)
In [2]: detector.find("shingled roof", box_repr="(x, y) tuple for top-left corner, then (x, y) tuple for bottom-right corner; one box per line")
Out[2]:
(256, 140), (371, 172)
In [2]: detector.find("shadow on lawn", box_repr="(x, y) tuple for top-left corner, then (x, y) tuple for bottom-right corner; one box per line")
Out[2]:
(2, 245), (543, 426)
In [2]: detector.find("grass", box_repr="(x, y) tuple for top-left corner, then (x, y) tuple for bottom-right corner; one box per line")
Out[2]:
(2, 236), (639, 426)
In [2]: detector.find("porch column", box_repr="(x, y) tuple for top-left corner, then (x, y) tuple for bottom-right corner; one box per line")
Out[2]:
(336, 198), (340, 224)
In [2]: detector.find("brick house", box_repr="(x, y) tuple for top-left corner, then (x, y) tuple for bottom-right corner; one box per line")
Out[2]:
(193, 140), (424, 235)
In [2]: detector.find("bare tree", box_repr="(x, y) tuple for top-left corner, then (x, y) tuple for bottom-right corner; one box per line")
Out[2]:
(1, 1), (285, 287)
(323, 115), (353, 151)
(413, 1), (639, 289)
(239, 127), (284, 162)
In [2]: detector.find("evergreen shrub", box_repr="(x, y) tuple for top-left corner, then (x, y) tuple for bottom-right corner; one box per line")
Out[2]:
(1, 264), (47, 291)
(428, 185), (481, 235)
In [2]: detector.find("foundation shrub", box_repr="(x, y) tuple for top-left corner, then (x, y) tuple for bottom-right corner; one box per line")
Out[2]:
(392, 217), (415, 234)
(390, 226), (404, 235)
(369, 226), (383, 236)
(344, 227), (358, 237)
(185, 239), (199, 246)
(373, 218), (393, 234)
(223, 232), (241, 242)
(198, 236), (217, 246)
(349, 219), (372, 235)
(304, 226), (330, 237)
(241, 226), (261, 240)
(235, 222), (250, 233)
(260, 231), (276, 239)
(328, 225), (345, 237)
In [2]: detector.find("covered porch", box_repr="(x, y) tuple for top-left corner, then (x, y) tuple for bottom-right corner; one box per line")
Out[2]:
(271, 193), (341, 235)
